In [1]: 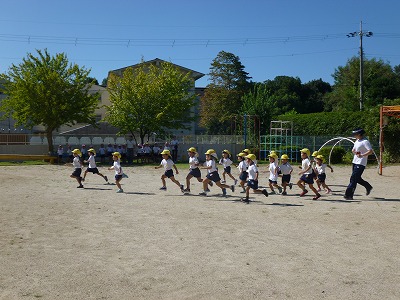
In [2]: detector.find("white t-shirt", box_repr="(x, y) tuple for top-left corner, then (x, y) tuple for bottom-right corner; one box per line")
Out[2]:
(352, 138), (372, 166)
(87, 155), (97, 168)
(301, 158), (312, 174)
(247, 163), (258, 180)
(73, 156), (82, 168)
(161, 158), (174, 171)
(189, 156), (199, 170)
(220, 157), (233, 168)
(205, 159), (217, 174)
(238, 161), (248, 173)
(315, 164), (327, 175)
(113, 160), (123, 175)
(269, 162), (278, 181)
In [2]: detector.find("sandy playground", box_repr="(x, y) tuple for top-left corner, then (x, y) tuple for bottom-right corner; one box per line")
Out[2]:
(0, 163), (399, 299)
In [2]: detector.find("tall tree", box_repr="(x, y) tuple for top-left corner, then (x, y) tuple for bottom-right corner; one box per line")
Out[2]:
(0, 49), (99, 153)
(105, 60), (196, 145)
(325, 57), (400, 111)
(200, 51), (251, 134)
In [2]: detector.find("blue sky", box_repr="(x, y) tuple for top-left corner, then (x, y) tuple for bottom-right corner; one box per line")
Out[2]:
(1, 0), (399, 87)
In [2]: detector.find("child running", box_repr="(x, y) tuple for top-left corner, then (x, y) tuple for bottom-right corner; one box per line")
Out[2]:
(237, 152), (248, 193)
(268, 153), (283, 194)
(314, 155), (334, 194)
(297, 148), (321, 200)
(219, 150), (238, 185)
(183, 147), (203, 194)
(70, 149), (84, 188)
(155, 149), (184, 192)
(108, 152), (125, 193)
(311, 150), (321, 191)
(278, 154), (293, 195)
(241, 154), (269, 204)
(199, 149), (235, 197)
(82, 148), (109, 183)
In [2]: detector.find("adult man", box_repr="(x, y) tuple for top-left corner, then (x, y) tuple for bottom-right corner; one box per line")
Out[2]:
(170, 136), (179, 162)
(344, 128), (374, 200)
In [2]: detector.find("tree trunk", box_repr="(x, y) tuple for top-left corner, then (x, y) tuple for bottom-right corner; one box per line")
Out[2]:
(46, 130), (54, 155)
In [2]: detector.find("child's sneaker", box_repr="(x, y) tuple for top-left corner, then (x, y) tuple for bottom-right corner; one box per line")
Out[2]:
(366, 187), (373, 196)
(104, 176), (108, 182)
(317, 187), (322, 192)
(199, 191), (208, 196)
(222, 188), (227, 196)
(159, 186), (167, 191)
(180, 184), (184, 193)
(205, 188), (211, 192)
(241, 197), (250, 204)
(313, 193), (321, 200)
(281, 191), (287, 195)
(300, 190), (308, 197)
(116, 189), (124, 193)
(77, 185), (84, 188)
(81, 178), (85, 182)
(234, 179), (238, 185)
(240, 190), (246, 193)
(277, 186), (283, 194)
(326, 189), (332, 194)
(270, 190), (276, 195)
(221, 180), (226, 184)
(289, 183), (293, 190)
(183, 188), (190, 193)
(230, 185), (235, 192)
(262, 189), (269, 197)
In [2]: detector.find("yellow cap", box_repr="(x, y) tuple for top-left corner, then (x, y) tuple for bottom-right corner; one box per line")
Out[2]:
(112, 152), (121, 159)
(88, 148), (96, 155)
(72, 149), (82, 156)
(242, 148), (251, 154)
(222, 149), (231, 156)
(245, 154), (257, 161)
(187, 147), (197, 153)
(312, 151), (319, 157)
(300, 148), (310, 157)
(205, 149), (216, 155)
(316, 155), (324, 161)
(268, 153), (278, 159)
(281, 154), (289, 160)
(161, 149), (171, 156)
(237, 152), (246, 157)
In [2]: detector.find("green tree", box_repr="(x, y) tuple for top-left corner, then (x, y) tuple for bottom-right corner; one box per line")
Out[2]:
(105, 60), (196, 145)
(0, 49), (99, 153)
(200, 51), (251, 134)
(325, 57), (400, 111)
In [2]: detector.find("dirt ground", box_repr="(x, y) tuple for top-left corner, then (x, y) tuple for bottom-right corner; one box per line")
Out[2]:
(0, 163), (399, 300)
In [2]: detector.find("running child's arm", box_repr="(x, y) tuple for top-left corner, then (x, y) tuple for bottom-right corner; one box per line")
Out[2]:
(154, 164), (162, 169)
(173, 164), (179, 174)
(327, 164), (334, 172)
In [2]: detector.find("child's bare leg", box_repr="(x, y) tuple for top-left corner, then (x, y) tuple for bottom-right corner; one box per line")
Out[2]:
(308, 184), (319, 195)
(202, 178), (210, 191)
(186, 174), (193, 190)
(228, 173), (236, 181)
(116, 180), (122, 190)
(161, 175), (167, 187)
(297, 180), (306, 191)
(222, 172), (226, 182)
(170, 176), (181, 188)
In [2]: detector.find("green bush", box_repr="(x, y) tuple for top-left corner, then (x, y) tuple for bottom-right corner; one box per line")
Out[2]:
(318, 146), (347, 164)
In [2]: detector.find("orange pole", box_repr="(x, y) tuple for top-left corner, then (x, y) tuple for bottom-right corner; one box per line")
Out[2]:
(379, 106), (383, 175)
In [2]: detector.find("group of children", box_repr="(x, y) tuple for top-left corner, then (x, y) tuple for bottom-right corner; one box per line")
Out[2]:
(69, 145), (334, 202)
(154, 147), (333, 203)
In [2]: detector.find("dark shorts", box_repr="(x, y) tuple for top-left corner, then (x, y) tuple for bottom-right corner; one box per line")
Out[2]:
(164, 169), (174, 178)
(87, 167), (99, 174)
(317, 173), (326, 183)
(189, 167), (201, 178)
(223, 166), (231, 174)
(206, 171), (221, 182)
(72, 168), (82, 178)
(247, 179), (259, 190)
(115, 174), (123, 181)
(269, 179), (278, 185)
(300, 173), (314, 184)
(282, 174), (291, 184)
(239, 171), (248, 181)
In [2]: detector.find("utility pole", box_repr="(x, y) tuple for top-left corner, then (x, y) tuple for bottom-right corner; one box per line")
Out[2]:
(347, 21), (373, 111)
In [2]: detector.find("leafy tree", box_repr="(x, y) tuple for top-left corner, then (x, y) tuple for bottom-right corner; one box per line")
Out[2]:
(325, 57), (400, 111)
(84, 77), (99, 85)
(105, 60), (196, 145)
(200, 51), (251, 134)
(0, 49), (99, 153)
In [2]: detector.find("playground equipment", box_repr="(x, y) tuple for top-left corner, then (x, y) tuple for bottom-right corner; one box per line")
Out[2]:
(379, 105), (400, 175)
(260, 121), (293, 160)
